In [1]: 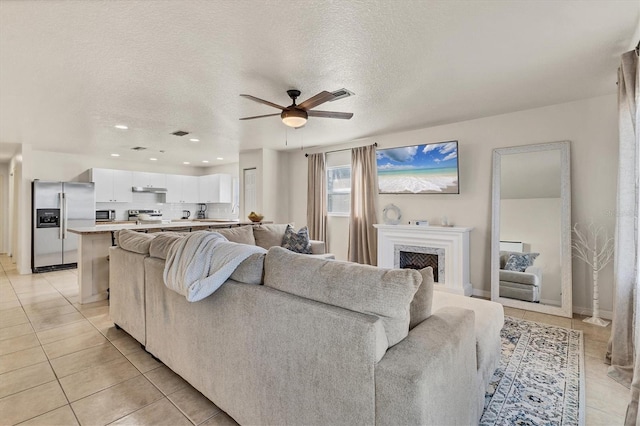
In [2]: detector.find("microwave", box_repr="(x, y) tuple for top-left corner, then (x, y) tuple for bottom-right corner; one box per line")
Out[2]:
(95, 210), (116, 222)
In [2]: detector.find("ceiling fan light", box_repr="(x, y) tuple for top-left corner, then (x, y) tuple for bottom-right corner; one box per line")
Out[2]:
(281, 109), (308, 128)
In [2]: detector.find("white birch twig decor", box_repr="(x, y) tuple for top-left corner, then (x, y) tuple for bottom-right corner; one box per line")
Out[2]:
(571, 222), (614, 327)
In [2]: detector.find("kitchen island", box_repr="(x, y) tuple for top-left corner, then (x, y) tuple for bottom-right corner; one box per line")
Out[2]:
(68, 220), (269, 303)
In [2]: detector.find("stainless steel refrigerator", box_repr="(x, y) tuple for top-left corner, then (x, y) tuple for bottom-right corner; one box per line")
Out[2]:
(32, 180), (95, 272)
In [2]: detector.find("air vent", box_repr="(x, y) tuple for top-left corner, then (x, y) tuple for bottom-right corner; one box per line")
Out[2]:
(330, 88), (354, 101)
(131, 146), (147, 151)
(171, 130), (189, 137)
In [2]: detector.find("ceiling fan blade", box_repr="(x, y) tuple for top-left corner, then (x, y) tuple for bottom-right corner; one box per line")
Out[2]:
(297, 91), (336, 110)
(239, 94), (286, 110)
(239, 113), (281, 120)
(307, 110), (354, 119)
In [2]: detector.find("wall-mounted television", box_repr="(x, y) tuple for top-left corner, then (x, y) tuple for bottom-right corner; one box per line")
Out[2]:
(376, 141), (459, 194)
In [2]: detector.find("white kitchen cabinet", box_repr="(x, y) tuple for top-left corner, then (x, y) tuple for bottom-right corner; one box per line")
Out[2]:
(91, 168), (133, 203)
(166, 175), (199, 204)
(182, 176), (199, 203)
(133, 172), (166, 189)
(199, 174), (232, 203)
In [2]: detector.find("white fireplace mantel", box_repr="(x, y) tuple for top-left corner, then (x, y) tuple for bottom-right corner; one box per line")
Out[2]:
(374, 224), (473, 296)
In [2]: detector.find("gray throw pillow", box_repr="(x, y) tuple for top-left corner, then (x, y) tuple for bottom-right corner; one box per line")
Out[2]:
(281, 225), (312, 254)
(504, 253), (539, 272)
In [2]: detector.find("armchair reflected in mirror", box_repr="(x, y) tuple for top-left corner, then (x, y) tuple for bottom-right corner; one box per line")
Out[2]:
(491, 141), (572, 318)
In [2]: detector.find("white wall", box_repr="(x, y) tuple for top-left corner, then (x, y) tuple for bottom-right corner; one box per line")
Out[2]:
(501, 198), (562, 305)
(203, 163), (239, 177)
(239, 149), (289, 224)
(239, 150), (263, 221)
(0, 163), (8, 253)
(10, 144), (33, 274)
(287, 94), (618, 317)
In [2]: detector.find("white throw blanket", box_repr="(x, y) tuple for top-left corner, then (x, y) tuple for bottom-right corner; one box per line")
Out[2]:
(164, 231), (266, 302)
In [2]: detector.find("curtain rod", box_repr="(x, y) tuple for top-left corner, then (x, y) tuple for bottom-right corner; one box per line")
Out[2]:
(305, 142), (377, 157)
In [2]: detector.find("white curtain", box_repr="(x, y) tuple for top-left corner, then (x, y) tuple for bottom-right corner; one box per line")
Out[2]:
(348, 144), (379, 265)
(306, 153), (327, 243)
(605, 48), (640, 425)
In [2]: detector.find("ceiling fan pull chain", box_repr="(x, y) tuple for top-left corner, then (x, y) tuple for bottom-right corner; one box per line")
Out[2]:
(285, 127), (288, 146)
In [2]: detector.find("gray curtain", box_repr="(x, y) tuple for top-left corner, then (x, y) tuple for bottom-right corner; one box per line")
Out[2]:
(605, 48), (639, 425)
(306, 153), (327, 243)
(348, 144), (379, 265)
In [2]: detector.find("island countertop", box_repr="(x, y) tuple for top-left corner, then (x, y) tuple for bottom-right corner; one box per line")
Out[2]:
(68, 220), (269, 234)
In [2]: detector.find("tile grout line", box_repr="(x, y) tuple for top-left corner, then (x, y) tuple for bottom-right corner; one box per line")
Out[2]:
(1, 263), (79, 426)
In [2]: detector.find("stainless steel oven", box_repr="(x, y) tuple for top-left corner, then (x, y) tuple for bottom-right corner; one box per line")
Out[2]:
(95, 209), (116, 222)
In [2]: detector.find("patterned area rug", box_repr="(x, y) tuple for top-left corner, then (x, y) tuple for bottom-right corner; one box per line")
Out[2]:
(480, 316), (585, 426)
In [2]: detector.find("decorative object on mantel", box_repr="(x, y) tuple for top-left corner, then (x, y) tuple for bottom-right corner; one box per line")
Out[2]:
(382, 204), (402, 225)
(571, 222), (614, 327)
(248, 212), (264, 222)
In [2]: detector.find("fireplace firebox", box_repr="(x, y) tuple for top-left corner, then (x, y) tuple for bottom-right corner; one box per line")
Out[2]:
(394, 245), (445, 284)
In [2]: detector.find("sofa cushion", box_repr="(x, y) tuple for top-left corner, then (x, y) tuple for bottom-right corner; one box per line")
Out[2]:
(149, 233), (186, 259)
(252, 224), (289, 249)
(264, 246), (421, 347)
(409, 267), (435, 329)
(281, 225), (312, 254)
(149, 231), (265, 285)
(117, 229), (156, 254)
(213, 226), (256, 245)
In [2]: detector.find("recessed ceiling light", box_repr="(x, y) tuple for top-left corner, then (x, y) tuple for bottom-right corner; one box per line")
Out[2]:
(149, 158), (157, 161)
(114, 124), (128, 130)
(189, 138), (200, 142)
(216, 157), (223, 160)
(183, 161), (190, 165)
(111, 153), (120, 157)
(202, 160), (209, 163)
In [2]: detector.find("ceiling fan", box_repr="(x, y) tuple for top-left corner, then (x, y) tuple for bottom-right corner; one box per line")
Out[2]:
(239, 89), (354, 128)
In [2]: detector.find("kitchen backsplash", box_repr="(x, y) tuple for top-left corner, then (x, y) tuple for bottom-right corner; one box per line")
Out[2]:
(96, 192), (237, 221)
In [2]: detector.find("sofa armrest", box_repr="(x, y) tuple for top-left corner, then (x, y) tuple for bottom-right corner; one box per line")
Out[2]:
(499, 268), (540, 286)
(309, 239), (326, 254)
(524, 265), (543, 282)
(375, 307), (478, 425)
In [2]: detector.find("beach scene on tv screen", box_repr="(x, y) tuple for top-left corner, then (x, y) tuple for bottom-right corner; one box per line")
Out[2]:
(377, 142), (459, 194)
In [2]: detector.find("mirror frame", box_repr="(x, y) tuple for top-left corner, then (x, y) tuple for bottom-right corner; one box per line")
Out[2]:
(491, 141), (573, 318)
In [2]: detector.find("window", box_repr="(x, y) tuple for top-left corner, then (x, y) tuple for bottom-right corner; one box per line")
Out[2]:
(327, 165), (351, 215)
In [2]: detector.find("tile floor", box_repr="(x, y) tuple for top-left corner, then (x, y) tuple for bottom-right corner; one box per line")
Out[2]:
(0, 254), (627, 425)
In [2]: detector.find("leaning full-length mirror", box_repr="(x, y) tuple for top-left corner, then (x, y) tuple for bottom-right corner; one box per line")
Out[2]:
(491, 141), (572, 318)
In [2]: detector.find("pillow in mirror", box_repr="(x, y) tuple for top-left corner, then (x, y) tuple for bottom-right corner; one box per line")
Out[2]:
(504, 253), (539, 272)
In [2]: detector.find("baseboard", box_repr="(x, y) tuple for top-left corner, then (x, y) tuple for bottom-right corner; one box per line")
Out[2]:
(472, 289), (491, 299)
(472, 288), (613, 320)
(572, 305), (613, 320)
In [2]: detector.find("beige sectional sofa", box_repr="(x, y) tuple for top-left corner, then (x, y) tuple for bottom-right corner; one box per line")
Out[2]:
(109, 224), (331, 344)
(110, 227), (503, 425)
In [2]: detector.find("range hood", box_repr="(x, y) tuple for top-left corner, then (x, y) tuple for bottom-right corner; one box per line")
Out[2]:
(132, 186), (168, 193)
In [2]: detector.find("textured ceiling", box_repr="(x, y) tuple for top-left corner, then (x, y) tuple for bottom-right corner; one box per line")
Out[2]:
(0, 0), (638, 167)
